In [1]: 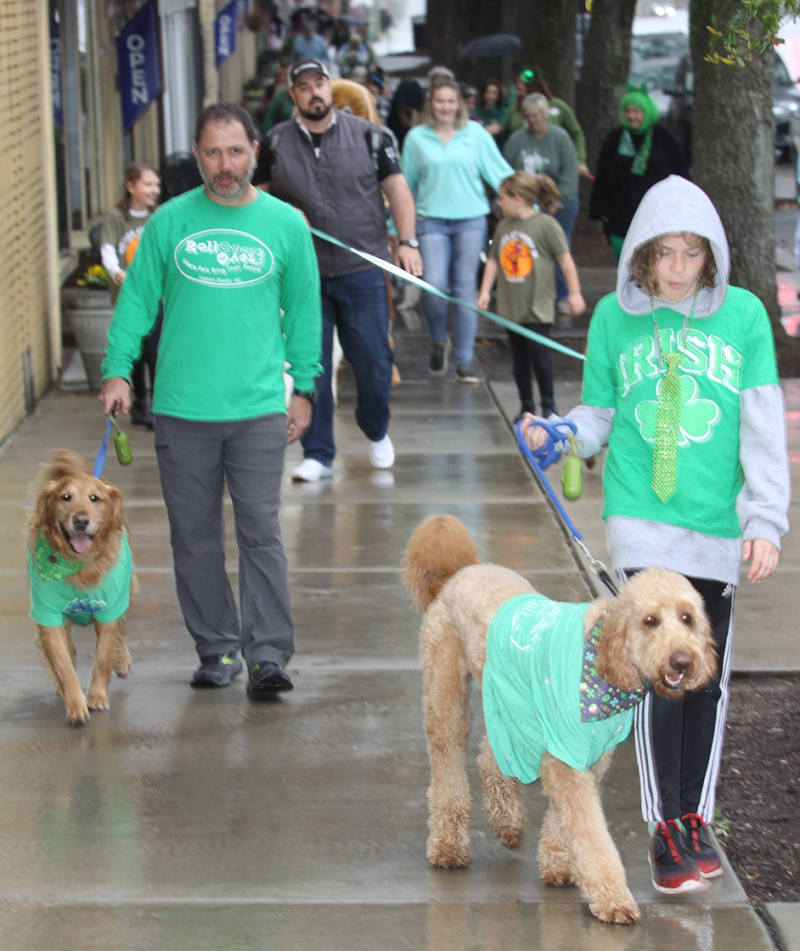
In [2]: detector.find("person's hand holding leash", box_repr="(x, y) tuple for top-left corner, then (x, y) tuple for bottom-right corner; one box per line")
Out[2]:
(520, 413), (549, 451)
(396, 244), (423, 277)
(742, 539), (779, 582)
(286, 394), (312, 443)
(98, 377), (131, 418)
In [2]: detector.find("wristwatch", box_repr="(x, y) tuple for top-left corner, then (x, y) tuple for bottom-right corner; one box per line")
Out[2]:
(293, 387), (316, 404)
(398, 238), (420, 249)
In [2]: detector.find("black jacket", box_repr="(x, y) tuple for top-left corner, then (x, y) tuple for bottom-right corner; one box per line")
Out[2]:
(590, 125), (689, 240)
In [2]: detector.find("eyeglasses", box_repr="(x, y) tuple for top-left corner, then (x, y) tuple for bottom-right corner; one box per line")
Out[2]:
(520, 69), (535, 83)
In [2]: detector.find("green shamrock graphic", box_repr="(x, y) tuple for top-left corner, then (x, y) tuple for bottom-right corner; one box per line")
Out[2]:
(635, 375), (721, 447)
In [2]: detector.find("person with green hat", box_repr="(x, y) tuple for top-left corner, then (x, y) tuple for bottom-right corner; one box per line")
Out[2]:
(590, 82), (688, 261)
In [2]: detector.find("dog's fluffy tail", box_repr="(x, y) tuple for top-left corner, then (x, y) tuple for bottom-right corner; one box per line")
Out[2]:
(402, 515), (479, 613)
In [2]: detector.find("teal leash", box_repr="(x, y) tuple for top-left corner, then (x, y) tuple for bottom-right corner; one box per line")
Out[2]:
(309, 227), (586, 363)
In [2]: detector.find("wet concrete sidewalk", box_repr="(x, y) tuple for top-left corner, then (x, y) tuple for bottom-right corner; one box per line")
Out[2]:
(0, 333), (778, 950)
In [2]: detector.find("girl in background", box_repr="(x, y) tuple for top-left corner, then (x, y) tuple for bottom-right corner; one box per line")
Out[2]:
(478, 171), (585, 420)
(100, 162), (161, 428)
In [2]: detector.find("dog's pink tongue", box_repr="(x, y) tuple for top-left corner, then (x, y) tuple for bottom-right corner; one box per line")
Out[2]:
(69, 533), (92, 554)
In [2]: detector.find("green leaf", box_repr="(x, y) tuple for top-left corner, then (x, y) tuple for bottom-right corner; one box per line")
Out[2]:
(736, 55), (746, 66)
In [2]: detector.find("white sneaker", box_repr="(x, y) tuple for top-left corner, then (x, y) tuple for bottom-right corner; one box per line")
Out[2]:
(292, 459), (334, 482)
(368, 435), (395, 469)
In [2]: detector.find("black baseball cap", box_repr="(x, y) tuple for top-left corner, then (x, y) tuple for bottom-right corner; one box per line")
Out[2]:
(289, 59), (331, 86)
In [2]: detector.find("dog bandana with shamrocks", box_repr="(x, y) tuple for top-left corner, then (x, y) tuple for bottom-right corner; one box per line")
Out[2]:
(580, 615), (651, 722)
(28, 532), (132, 627)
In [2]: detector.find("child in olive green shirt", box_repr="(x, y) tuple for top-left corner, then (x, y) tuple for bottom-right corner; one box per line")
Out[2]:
(478, 171), (585, 419)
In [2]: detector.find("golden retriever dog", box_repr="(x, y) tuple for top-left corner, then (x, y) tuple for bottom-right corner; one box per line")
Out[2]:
(27, 450), (137, 725)
(403, 515), (717, 925)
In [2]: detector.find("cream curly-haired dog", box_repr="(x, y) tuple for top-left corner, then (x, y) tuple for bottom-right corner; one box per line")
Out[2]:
(403, 515), (716, 925)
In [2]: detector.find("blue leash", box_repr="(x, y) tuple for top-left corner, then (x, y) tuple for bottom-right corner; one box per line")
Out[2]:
(514, 419), (619, 596)
(92, 420), (114, 479)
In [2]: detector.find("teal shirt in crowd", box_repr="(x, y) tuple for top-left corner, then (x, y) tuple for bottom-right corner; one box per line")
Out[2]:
(401, 122), (513, 220)
(482, 594), (633, 784)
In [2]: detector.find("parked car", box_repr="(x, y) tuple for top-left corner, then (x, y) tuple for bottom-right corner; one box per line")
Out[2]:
(661, 52), (800, 164)
(631, 30), (688, 62)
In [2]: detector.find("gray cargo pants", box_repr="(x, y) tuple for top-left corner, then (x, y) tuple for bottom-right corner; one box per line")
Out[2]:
(153, 413), (293, 669)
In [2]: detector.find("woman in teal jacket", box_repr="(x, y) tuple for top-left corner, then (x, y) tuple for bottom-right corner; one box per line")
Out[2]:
(401, 76), (513, 383)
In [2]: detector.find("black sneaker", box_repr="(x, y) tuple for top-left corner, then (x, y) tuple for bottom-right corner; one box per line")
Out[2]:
(191, 651), (242, 688)
(649, 820), (705, 894)
(455, 363), (479, 384)
(681, 813), (723, 879)
(429, 340), (451, 376)
(246, 662), (294, 699)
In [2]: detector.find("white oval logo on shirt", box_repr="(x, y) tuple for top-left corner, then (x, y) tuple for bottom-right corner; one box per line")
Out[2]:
(174, 229), (275, 287)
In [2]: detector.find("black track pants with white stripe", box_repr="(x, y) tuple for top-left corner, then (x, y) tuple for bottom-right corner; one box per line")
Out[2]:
(624, 571), (735, 823)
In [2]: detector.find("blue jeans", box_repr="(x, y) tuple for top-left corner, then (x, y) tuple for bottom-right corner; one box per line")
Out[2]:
(302, 267), (393, 466)
(417, 215), (488, 366)
(554, 197), (580, 301)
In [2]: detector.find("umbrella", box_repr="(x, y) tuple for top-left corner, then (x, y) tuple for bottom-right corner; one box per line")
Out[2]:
(461, 34), (521, 58)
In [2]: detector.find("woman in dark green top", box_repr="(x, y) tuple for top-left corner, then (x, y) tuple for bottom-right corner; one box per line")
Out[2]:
(474, 79), (507, 136)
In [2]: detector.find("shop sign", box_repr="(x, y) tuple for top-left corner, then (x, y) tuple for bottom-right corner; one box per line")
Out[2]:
(215, 0), (248, 67)
(116, 1), (162, 134)
(50, 19), (62, 130)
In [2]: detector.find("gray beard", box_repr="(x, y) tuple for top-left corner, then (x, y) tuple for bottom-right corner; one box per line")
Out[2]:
(199, 154), (257, 199)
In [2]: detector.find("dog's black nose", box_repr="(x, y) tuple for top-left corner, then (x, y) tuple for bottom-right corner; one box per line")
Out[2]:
(72, 514), (90, 532)
(669, 651), (691, 672)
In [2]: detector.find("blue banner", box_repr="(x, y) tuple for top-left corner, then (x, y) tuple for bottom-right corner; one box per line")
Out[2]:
(50, 19), (62, 131)
(215, 0), (247, 67)
(116, 1), (161, 135)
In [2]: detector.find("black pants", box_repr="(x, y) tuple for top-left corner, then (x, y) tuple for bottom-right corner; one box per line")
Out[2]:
(506, 322), (556, 416)
(131, 313), (163, 403)
(624, 570), (735, 822)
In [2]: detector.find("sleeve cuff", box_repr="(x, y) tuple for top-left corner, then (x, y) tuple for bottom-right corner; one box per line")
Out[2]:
(742, 518), (783, 548)
(101, 362), (133, 382)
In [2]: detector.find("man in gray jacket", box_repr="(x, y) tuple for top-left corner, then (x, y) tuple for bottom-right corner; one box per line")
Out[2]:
(257, 58), (422, 482)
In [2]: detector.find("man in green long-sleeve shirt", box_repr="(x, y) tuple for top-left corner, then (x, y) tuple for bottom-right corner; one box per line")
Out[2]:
(100, 102), (322, 698)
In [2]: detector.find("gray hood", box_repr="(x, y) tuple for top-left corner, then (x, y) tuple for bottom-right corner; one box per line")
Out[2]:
(616, 175), (730, 318)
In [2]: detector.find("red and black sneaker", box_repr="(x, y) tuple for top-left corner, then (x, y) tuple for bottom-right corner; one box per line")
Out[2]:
(649, 820), (705, 894)
(681, 813), (723, 879)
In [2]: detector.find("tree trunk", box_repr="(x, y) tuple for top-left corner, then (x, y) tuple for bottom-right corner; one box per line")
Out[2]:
(509, 0), (578, 106)
(575, 0), (637, 176)
(427, 0), (503, 80)
(690, 0), (782, 334)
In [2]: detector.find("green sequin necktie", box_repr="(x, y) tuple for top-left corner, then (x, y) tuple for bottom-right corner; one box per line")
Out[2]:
(650, 278), (701, 503)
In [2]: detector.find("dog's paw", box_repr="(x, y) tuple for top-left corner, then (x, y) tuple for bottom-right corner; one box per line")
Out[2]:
(538, 839), (576, 886)
(540, 866), (576, 887)
(589, 890), (641, 926)
(495, 825), (523, 849)
(427, 832), (470, 869)
(87, 689), (109, 711)
(65, 694), (90, 726)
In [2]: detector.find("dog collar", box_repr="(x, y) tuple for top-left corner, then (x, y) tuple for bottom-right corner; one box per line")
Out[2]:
(580, 615), (651, 722)
(34, 535), (85, 583)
